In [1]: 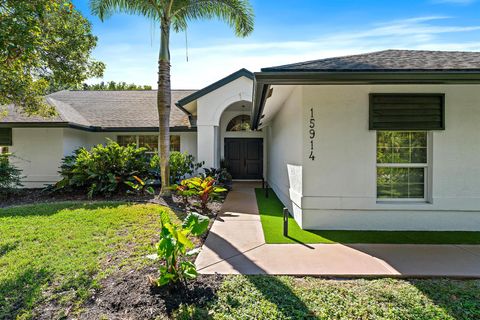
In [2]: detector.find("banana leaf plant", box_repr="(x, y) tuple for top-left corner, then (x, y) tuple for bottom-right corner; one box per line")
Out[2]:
(156, 211), (209, 286)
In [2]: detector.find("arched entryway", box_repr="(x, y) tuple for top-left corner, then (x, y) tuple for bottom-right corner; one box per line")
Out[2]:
(220, 102), (264, 179)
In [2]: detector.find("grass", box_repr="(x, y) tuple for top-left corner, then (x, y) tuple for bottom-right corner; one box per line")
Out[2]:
(255, 188), (480, 244)
(176, 276), (480, 320)
(0, 201), (171, 319)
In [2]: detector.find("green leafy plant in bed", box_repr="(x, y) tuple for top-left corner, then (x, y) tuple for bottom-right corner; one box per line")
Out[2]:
(155, 211), (209, 286)
(55, 140), (156, 197)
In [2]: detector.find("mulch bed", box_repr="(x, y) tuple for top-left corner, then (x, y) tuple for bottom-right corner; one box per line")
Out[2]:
(78, 268), (223, 320)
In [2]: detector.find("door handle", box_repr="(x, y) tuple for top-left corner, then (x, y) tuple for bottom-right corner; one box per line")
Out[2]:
(244, 158), (246, 167)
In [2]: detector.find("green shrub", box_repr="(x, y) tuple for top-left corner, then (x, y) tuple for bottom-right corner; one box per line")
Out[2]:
(171, 176), (228, 211)
(156, 211), (209, 286)
(168, 151), (203, 184)
(202, 167), (232, 190)
(0, 154), (23, 197)
(56, 140), (155, 197)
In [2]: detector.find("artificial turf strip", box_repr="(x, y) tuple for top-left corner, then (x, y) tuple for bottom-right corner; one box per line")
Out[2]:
(0, 202), (171, 319)
(255, 188), (480, 244)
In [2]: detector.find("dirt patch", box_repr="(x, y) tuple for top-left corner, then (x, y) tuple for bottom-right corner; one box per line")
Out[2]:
(0, 188), (156, 208)
(78, 267), (223, 320)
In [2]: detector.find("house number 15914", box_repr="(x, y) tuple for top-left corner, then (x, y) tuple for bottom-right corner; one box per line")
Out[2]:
(309, 108), (315, 161)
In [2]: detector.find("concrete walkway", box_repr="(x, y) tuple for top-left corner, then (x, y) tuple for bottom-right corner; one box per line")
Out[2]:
(195, 182), (480, 277)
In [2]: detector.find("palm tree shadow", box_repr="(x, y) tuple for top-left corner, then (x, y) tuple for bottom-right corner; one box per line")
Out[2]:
(199, 231), (315, 318)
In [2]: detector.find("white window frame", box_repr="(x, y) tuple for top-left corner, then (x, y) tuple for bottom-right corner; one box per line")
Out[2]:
(116, 134), (180, 154)
(376, 131), (432, 203)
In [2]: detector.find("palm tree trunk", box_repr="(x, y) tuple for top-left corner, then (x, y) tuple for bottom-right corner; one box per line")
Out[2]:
(157, 22), (171, 196)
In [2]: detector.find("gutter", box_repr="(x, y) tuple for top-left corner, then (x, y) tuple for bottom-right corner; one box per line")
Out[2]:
(0, 122), (197, 132)
(251, 71), (480, 130)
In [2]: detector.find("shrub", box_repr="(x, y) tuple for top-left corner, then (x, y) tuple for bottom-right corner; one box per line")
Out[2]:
(56, 140), (155, 197)
(202, 167), (232, 190)
(156, 211), (209, 286)
(171, 176), (227, 211)
(168, 151), (203, 184)
(0, 154), (23, 197)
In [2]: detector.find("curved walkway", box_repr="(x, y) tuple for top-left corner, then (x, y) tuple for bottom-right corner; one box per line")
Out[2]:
(195, 182), (480, 277)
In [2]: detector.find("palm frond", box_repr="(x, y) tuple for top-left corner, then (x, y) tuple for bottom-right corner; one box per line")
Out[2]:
(89, 0), (163, 22)
(172, 0), (254, 37)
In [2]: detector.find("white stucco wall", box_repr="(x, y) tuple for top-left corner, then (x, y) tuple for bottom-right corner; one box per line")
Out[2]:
(9, 128), (198, 188)
(196, 76), (253, 167)
(296, 84), (480, 230)
(10, 128), (64, 188)
(265, 86), (304, 227)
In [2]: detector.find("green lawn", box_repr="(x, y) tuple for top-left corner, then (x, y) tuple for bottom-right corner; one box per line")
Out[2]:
(0, 202), (170, 319)
(256, 188), (480, 244)
(176, 276), (480, 320)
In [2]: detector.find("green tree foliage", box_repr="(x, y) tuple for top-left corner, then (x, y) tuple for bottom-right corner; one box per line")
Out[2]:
(81, 81), (152, 90)
(156, 211), (209, 286)
(0, 0), (105, 116)
(90, 0), (254, 196)
(0, 154), (23, 198)
(168, 151), (203, 184)
(55, 140), (155, 198)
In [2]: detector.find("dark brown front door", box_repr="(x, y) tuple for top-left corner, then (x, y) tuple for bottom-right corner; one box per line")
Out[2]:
(224, 138), (263, 179)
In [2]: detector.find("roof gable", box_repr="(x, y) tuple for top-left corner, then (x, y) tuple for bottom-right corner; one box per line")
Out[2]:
(176, 68), (253, 107)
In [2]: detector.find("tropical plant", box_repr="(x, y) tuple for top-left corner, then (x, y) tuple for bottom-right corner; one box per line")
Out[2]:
(156, 211), (209, 286)
(55, 140), (155, 197)
(1, 0), (104, 116)
(202, 167), (232, 189)
(0, 154), (23, 198)
(90, 0), (254, 196)
(169, 151), (203, 184)
(172, 176), (227, 211)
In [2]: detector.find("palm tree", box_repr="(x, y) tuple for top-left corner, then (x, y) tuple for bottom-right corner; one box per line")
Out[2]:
(90, 0), (254, 196)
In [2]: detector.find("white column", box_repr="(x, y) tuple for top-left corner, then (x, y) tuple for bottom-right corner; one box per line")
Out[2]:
(197, 125), (217, 168)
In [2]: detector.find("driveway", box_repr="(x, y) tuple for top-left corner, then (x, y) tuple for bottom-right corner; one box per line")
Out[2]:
(195, 182), (480, 277)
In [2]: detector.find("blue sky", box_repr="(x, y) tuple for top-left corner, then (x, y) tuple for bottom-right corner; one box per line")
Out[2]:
(72, 0), (480, 89)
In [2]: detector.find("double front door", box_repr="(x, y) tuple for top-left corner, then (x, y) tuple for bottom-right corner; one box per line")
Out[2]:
(224, 138), (263, 179)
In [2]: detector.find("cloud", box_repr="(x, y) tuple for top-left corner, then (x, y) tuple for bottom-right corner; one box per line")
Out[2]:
(90, 16), (480, 89)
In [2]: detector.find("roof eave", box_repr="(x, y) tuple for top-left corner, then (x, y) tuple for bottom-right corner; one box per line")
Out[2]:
(252, 71), (480, 129)
(177, 68), (254, 107)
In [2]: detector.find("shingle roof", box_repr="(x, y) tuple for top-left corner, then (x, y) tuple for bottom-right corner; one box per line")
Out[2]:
(262, 50), (480, 72)
(2, 90), (196, 130)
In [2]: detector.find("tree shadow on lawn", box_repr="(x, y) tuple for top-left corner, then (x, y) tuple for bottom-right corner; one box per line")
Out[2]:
(0, 268), (52, 319)
(198, 231), (315, 319)
(410, 279), (480, 320)
(0, 201), (129, 218)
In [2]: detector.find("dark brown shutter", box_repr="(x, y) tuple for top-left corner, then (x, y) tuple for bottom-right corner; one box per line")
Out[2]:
(0, 128), (12, 146)
(369, 94), (445, 130)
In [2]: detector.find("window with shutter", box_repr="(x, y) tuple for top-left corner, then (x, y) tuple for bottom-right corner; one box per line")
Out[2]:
(369, 94), (445, 131)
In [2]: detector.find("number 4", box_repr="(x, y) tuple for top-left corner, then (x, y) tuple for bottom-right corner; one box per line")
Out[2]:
(309, 151), (315, 161)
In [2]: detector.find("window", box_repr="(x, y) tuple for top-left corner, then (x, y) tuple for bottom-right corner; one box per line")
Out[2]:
(117, 135), (136, 147)
(170, 135), (180, 152)
(376, 131), (428, 201)
(226, 115), (252, 132)
(0, 128), (12, 146)
(139, 135), (158, 154)
(117, 135), (180, 153)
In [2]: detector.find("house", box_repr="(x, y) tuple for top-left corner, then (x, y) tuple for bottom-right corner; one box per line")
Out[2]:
(2, 50), (480, 231)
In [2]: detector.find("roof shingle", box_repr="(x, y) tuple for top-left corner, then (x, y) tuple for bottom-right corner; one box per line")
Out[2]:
(2, 90), (196, 129)
(262, 50), (480, 72)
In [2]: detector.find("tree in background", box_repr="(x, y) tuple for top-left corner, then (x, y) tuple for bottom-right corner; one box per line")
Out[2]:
(0, 0), (104, 116)
(90, 0), (254, 197)
(81, 81), (152, 90)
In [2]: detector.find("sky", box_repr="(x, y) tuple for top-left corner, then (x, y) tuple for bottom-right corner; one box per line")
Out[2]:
(72, 0), (480, 89)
